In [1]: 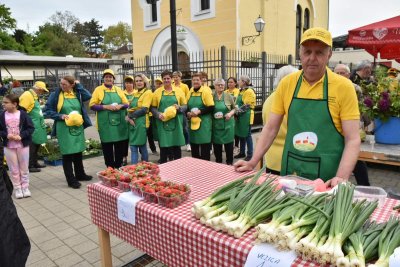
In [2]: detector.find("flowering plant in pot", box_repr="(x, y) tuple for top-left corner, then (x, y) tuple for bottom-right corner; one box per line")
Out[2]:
(360, 73), (400, 144)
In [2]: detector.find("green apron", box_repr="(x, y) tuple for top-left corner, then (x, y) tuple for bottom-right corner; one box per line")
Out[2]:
(187, 91), (212, 144)
(155, 91), (185, 147)
(28, 90), (47, 144)
(280, 72), (344, 181)
(235, 89), (252, 138)
(128, 89), (147, 146)
(212, 93), (234, 144)
(97, 89), (128, 143)
(56, 94), (85, 155)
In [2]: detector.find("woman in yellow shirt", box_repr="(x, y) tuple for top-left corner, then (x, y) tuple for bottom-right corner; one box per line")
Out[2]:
(225, 77), (240, 152)
(122, 76), (135, 165)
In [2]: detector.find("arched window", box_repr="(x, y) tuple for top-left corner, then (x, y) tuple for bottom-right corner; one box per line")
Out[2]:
(303, 8), (310, 32)
(296, 5), (302, 59)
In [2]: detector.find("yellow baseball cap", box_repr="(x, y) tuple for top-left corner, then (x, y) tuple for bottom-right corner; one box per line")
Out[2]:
(34, 81), (49, 92)
(387, 68), (398, 74)
(124, 75), (134, 82)
(65, 111), (83, 127)
(103, 69), (115, 79)
(191, 117), (201, 130)
(300, 27), (332, 47)
(155, 77), (163, 83)
(162, 106), (177, 122)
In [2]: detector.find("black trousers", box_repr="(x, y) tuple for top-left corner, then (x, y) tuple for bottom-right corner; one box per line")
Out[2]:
(159, 146), (181, 164)
(122, 139), (129, 158)
(62, 152), (86, 185)
(29, 143), (41, 167)
(147, 121), (157, 152)
(101, 140), (127, 168)
(234, 136), (240, 147)
(353, 160), (370, 186)
(213, 142), (234, 165)
(191, 143), (211, 161)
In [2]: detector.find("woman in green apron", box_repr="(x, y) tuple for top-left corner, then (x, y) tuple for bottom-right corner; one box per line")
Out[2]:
(44, 76), (93, 189)
(89, 69), (129, 169)
(234, 75), (256, 161)
(126, 74), (153, 164)
(212, 79), (236, 165)
(187, 73), (215, 161)
(150, 70), (186, 163)
(122, 75), (135, 165)
(225, 77), (240, 153)
(19, 81), (48, 172)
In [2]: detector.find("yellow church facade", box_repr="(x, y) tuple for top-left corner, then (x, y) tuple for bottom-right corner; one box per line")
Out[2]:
(130, 0), (328, 60)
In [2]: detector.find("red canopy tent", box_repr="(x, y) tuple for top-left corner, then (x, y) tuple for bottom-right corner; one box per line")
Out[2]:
(347, 16), (400, 62)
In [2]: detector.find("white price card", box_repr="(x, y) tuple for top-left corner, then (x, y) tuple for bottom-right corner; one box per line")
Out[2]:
(389, 247), (400, 267)
(244, 243), (297, 267)
(117, 192), (143, 225)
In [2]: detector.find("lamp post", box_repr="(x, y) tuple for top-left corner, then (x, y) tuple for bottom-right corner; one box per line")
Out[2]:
(241, 15), (266, 46)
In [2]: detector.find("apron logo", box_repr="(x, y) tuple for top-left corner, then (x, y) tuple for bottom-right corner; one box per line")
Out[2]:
(293, 132), (318, 152)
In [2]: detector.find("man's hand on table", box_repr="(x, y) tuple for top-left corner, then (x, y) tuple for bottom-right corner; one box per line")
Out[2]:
(325, 176), (348, 188)
(234, 159), (256, 172)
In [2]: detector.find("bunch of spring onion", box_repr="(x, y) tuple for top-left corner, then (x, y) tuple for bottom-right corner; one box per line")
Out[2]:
(336, 220), (385, 267)
(369, 216), (400, 267)
(315, 183), (378, 265)
(255, 193), (329, 251)
(295, 198), (335, 261)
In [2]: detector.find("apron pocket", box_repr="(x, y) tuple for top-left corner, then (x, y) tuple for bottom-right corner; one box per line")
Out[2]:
(163, 117), (176, 131)
(69, 126), (83, 136)
(214, 118), (225, 130)
(285, 151), (321, 179)
(108, 112), (121, 126)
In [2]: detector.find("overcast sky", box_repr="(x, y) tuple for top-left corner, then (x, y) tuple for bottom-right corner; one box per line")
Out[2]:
(2, 0), (400, 37)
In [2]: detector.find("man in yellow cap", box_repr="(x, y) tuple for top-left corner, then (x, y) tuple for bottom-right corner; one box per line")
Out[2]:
(384, 68), (399, 91)
(235, 27), (361, 188)
(19, 81), (49, 172)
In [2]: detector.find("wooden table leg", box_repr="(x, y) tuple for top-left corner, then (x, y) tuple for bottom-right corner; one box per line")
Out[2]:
(98, 227), (112, 267)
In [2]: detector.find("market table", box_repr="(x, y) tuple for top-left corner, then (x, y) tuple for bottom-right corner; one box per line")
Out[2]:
(359, 139), (400, 166)
(87, 157), (399, 267)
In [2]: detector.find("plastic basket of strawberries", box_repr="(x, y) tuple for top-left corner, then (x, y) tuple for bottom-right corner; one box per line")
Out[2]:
(97, 167), (125, 188)
(120, 161), (160, 177)
(117, 174), (133, 192)
(130, 176), (161, 199)
(157, 182), (191, 208)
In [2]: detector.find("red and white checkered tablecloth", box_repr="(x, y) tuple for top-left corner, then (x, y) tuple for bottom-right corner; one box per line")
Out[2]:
(87, 157), (400, 267)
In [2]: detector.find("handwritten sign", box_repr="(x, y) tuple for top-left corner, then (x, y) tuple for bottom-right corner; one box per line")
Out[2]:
(244, 243), (297, 267)
(117, 192), (143, 225)
(389, 247), (400, 267)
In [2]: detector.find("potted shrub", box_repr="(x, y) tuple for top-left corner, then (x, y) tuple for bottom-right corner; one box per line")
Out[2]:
(360, 71), (400, 144)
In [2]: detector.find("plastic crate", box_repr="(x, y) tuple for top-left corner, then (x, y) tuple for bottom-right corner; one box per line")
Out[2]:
(117, 181), (131, 192)
(354, 186), (387, 207)
(157, 189), (191, 208)
(96, 172), (118, 187)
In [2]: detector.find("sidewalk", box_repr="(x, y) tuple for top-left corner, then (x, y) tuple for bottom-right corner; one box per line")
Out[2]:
(14, 125), (400, 267)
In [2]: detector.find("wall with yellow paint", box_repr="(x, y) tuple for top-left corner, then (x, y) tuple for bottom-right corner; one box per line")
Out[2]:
(131, 0), (329, 59)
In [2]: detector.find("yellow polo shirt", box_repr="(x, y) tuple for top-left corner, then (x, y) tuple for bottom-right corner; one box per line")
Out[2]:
(238, 87), (256, 124)
(89, 84), (128, 107)
(272, 68), (360, 134)
(151, 87), (187, 108)
(173, 82), (190, 97)
(131, 89), (153, 109)
(262, 92), (287, 172)
(187, 86), (214, 107)
(19, 89), (38, 113)
(225, 88), (240, 98)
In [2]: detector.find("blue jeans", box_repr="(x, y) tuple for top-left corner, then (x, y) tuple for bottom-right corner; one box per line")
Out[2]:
(130, 144), (148, 164)
(239, 125), (253, 157)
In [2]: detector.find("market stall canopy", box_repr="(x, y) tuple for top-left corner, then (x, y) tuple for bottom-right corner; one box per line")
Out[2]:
(347, 15), (400, 61)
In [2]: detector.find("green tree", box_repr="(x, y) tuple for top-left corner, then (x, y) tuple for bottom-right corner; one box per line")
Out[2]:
(33, 23), (85, 56)
(0, 31), (21, 50)
(73, 19), (104, 56)
(103, 22), (132, 52)
(0, 4), (16, 32)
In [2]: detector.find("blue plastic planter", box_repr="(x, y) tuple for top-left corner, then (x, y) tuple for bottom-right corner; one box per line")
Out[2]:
(374, 117), (400, 144)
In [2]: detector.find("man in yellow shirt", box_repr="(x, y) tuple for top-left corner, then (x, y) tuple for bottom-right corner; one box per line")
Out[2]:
(235, 27), (361, 187)
(19, 81), (49, 172)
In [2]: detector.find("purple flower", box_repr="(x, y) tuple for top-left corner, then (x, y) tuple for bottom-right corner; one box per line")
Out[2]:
(378, 98), (391, 112)
(381, 91), (390, 99)
(364, 97), (374, 108)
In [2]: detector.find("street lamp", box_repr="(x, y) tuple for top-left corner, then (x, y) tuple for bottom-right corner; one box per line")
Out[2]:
(242, 15), (266, 46)
(126, 41), (133, 53)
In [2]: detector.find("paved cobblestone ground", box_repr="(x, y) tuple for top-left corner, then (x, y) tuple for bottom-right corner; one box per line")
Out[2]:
(13, 120), (399, 267)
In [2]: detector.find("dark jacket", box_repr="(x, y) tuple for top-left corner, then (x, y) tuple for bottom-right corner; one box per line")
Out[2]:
(43, 83), (92, 136)
(0, 109), (35, 147)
